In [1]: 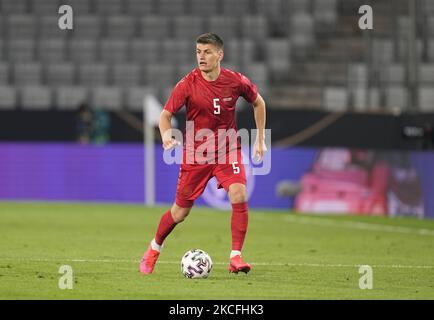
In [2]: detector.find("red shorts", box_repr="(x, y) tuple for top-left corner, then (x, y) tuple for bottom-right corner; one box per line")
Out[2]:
(175, 149), (246, 208)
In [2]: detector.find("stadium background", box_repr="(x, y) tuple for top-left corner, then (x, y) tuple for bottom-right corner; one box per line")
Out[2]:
(1, 0), (434, 302)
(0, 0), (433, 218)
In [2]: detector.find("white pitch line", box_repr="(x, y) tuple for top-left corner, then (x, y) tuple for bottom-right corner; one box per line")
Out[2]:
(1, 258), (433, 269)
(279, 215), (434, 237)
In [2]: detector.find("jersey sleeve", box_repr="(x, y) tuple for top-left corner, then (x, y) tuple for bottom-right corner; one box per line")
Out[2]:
(239, 73), (258, 104)
(163, 78), (189, 114)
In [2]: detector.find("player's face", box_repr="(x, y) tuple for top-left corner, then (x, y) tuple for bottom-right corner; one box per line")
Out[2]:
(196, 43), (223, 73)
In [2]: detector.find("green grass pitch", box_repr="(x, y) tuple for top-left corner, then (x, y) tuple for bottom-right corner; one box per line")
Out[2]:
(1, 201), (434, 299)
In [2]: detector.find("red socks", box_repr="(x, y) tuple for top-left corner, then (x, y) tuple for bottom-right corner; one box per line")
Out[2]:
(231, 202), (249, 251)
(154, 203), (248, 251)
(155, 209), (177, 246)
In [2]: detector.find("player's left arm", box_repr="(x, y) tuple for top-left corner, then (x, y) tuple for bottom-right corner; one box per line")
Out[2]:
(252, 93), (267, 161)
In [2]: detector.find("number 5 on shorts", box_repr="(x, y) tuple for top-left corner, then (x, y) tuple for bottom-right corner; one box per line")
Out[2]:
(232, 161), (240, 174)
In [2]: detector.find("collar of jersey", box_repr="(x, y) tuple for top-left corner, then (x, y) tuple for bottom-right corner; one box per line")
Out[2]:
(197, 67), (223, 84)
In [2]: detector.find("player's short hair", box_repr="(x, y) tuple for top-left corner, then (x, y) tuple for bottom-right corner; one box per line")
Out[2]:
(196, 33), (224, 50)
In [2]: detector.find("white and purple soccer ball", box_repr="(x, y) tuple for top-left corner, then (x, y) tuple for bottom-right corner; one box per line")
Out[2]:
(181, 249), (213, 279)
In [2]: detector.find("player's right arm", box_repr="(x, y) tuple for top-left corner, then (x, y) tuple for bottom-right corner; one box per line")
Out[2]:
(159, 110), (180, 150)
(160, 77), (189, 150)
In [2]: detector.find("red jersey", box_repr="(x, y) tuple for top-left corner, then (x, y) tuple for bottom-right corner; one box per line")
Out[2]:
(164, 67), (258, 164)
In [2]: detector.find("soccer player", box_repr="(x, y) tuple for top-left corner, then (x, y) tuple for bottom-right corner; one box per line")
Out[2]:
(140, 33), (267, 274)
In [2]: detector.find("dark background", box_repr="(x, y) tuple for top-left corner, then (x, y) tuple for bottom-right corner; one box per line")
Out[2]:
(1, 108), (433, 150)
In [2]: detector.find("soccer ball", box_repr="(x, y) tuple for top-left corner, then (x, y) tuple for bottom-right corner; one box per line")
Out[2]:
(181, 249), (213, 279)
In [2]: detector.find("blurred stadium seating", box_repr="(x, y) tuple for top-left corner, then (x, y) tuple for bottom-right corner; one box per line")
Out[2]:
(0, 0), (433, 113)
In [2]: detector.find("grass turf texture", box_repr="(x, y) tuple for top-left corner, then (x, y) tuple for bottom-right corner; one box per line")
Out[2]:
(1, 201), (434, 299)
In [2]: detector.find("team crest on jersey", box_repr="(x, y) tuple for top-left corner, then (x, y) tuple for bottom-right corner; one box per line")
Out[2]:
(221, 87), (233, 103)
(221, 87), (232, 97)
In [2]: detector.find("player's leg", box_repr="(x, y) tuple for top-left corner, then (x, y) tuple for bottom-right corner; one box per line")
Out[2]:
(214, 154), (251, 274)
(227, 182), (251, 274)
(140, 164), (212, 275)
(140, 203), (192, 275)
(228, 182), (248, 255)
(153, 202), (192, 250)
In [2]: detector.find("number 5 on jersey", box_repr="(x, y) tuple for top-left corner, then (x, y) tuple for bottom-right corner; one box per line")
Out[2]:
(213, 98), (220, 115)
(232, 161), (240, 174)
